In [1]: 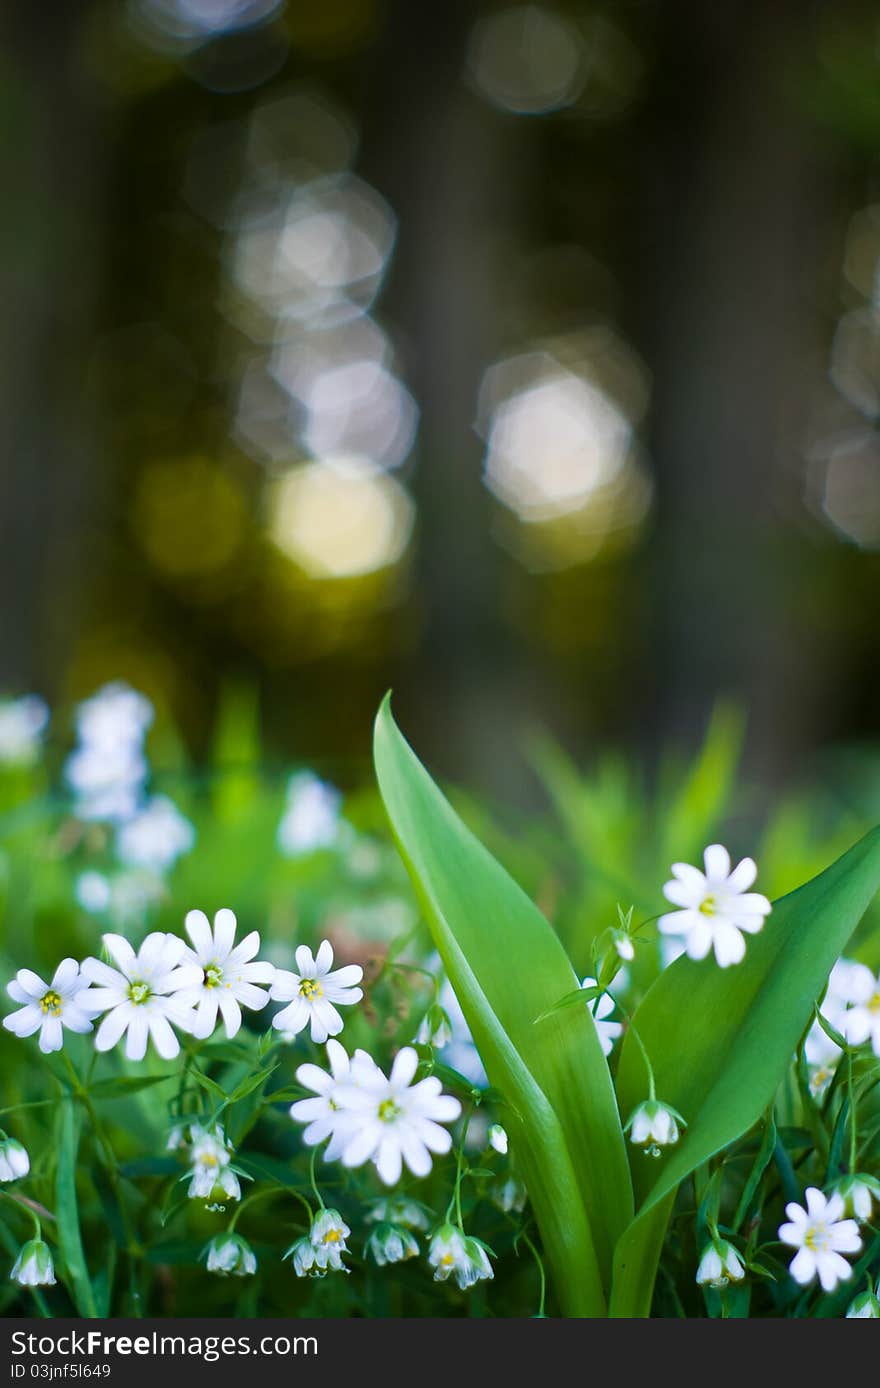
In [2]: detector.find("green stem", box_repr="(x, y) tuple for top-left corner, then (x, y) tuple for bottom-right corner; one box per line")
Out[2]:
(848, 1050), (858, 1174)
(445, 1101), (475, 1228)
(308, 1147), (324, 1211)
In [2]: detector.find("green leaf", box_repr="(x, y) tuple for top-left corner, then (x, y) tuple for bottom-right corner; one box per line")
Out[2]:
(227, 1064), (279, 1105)
(610, 825), (880, 1316)
(374, 695), (633, 1315)
(55, 1101), (98, 1317)
(89, 1075), (175, 1100)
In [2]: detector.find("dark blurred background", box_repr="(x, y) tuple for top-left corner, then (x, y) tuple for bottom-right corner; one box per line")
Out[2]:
(2, 0), (880, 803)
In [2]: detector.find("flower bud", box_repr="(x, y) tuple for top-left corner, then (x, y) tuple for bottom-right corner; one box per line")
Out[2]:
(487, 1124), (508, 1155)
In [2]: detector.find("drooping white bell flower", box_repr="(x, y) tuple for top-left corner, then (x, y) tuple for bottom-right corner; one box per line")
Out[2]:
(625, 1099), (686, 1157)
(270, 940), (363, 1044)
(695, 1238), (746, 1288)
(580, 976), (622, 1056)
(427, 1224), (493, 1289)
(658, 844), (772, 968)
(365, 1223), (419, 1266)
(205, 1233), (256, 1276)
(0, 1139), (29, 1183)
(10, 1239), (55, 1287)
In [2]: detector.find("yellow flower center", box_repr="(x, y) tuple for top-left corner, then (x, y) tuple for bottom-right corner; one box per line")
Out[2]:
(299, 978), (323, 1000)
(323, 1229), (341, 1244)
(201, 1154), (218, 1168)
(440, 1253), (455, 1266)
(40, 991), (62, 1016)
(128, 981), (151, 1005)
(699, 896), (717, 916)
(378, 1098), (400, 1123)
(204, 964), (224, 989)
(868, 991), (880, 1014)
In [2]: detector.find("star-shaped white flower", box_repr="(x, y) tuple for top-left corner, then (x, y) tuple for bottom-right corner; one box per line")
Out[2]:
(175, 908), (275, 1040)
(270, 941), (363, 1044)
(778, 1187), (862, 1291)
(840, 965), (880, 1056)
(81, 933), (201, 1061)
(332, 1046), (461, 1186)
(290, 1038), (380, 1160)
(3, 959), (103, 1054)
(658, 844), (771, 968)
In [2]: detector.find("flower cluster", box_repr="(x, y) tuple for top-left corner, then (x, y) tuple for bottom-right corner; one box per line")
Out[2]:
(4, 916), (363, 1060)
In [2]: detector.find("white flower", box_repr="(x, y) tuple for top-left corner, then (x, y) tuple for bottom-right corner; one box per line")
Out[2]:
(65, 742), (147, 823)
(490, 1175), (527, 1214)
(365, 1223), (419, 1266)
(0, 1139), (29, 1182)
(81, 933), (201, 1061)
(847, 1289), (880, 1317)
(270, 941), (363, 1044)
(290, 1038), (379, 1160)
(175, 908), (275, 1040)
(487, 1124), (508, 1155)
(116, 796), (195, 873)
(309, 1209), (350, 1272)
(187, 1124), (239, 1201)
(833, 1174), (880, 1223)
(4, 959), (103, 1054)
(415, 1005), (452, 1049)
(779, 1187), (862, 1291)
(436, 977), (487, 1088)
(285, 1237), (318, 1277)
(277, 772), (342, 856)
(205, 1233), (256, 1276)
(696, 1238), (745, 1287)
(365, 1196), (431, 1231)
(75, 872), (113, 914)
(10, 1239), (55, 1287)
(841, 966), (880, 1056)
(427, 1224), (493, 1289)
(659, 844), (772, 968)
(626, 1099), (685, 1156)
(166, 1124), (187, 1152)
(0, 696), (48, 765)
(75, 682), (153, 748)
(580, 976), (623, 1057)
(614, 932), (635, 962)
(332, 1046), (461, 1186)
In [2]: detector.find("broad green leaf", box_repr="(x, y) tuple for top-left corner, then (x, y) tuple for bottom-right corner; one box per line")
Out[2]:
(610, 825), (880, 1316)
(374, 696), (633, 1315)
(55, 1101), (97, 1317)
